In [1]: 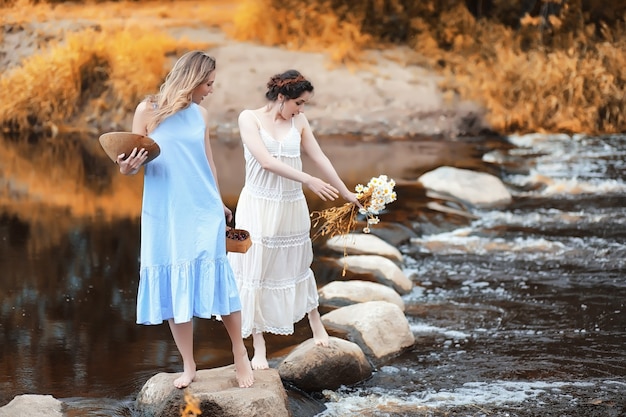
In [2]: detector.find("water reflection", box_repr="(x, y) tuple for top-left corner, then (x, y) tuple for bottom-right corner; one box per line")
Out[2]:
(1, 133), (477, 405)
(1, 132), (625, 417)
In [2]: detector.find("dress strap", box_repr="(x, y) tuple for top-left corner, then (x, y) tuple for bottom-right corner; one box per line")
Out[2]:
(247, 109), (264, 131)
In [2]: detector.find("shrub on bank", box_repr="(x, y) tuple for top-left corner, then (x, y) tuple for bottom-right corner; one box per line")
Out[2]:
(1, 0), (625, 135)
(0, 24), (203, 135)
(232, 0), (626, 134)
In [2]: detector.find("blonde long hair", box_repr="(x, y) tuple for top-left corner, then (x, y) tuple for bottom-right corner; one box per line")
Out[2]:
(146, 51), (216, 133)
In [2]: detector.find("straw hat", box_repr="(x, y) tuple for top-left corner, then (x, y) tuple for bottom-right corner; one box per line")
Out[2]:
(98, 132), (161, 164)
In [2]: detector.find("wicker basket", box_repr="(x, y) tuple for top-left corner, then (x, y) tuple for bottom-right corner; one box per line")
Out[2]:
(226, 227), (252, 253)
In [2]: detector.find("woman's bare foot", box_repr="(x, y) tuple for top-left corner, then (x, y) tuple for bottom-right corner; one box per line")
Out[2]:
(234, 352), (254, 388)
(251, 354), (269, 370)
(309, 309), (330, 347)
(173, 364), (196, 389)
(251, 332), (270, 370)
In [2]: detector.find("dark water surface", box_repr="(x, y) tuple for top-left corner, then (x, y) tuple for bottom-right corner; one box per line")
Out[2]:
(1, 133), (625, 416)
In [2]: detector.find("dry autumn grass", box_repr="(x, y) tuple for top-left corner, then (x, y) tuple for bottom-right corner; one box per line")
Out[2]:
(0, 0), (233, 136)
(429, 4), (626, 134)
(0, 0), (624, 136)
(230, 0), (626, 134)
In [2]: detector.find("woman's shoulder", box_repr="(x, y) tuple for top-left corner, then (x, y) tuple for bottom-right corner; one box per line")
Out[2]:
(133, 100), (154, 120)
(239, 108), (263, 117)
(238, 108), (264, 123)
(135, 100), (149, 112)
(135, 97), (158, 114)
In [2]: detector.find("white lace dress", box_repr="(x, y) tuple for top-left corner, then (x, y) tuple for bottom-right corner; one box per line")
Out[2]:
(227, 110), (319, 338)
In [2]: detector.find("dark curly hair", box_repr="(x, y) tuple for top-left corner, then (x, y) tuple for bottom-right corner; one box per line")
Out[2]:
(265, 70), (314, 101)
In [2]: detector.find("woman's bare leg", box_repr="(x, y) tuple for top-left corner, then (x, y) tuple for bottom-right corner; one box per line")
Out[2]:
(308, 308), (329, 347)
(221, 311), (254, 387)
(168, 319), (196, 389)
(250, 331), (270, 370)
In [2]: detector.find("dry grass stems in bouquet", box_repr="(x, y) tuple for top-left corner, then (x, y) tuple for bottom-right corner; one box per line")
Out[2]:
(311, 175), (397, 275)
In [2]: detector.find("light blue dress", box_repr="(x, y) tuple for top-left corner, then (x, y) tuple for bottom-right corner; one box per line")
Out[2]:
(136, 103), (241, 325)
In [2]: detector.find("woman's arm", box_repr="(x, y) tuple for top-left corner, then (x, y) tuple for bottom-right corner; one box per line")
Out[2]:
(298, 113), (360, 205)
(239, 110), (339, 201)
(117, 101), (149, 175)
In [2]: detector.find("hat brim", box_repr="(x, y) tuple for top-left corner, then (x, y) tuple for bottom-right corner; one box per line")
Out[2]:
(98, 132), (161, 165)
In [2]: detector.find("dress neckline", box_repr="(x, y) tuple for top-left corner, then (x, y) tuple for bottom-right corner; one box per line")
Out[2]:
(249, 109), (297, 143)
(259, 126), (297, 143)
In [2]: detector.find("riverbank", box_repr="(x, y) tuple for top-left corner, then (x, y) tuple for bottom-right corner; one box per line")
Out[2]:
(3, 1), (625, 138)
(0, 1), (491, 140)
(196, 32), (491, 140)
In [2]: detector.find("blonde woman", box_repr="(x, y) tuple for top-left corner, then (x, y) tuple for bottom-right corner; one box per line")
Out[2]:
(228, 70), (360, 369)
(118, 51), (254, 389)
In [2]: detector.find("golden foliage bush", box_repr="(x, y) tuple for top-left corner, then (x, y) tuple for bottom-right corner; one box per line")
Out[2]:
(2, 0), (625, 134)
(231, 0), (373, 63)
(232, 0), (626, 134)
(430, 5), (626, 133)
(0, 0), (228, 134)
(0, 25), (204, 134)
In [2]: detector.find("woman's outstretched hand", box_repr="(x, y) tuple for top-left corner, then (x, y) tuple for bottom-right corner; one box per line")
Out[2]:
(117, 147), (148, 175)
(306, 176), (339, 201)
(343, 192), (364, 209)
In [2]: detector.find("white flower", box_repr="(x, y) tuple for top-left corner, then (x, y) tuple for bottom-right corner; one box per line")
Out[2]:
(351, 174), (397, 233)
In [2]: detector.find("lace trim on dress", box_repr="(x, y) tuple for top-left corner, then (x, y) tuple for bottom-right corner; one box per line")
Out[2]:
(245, 183), (304, 202)
(260, 232), (310, 248)
(255, 324), (306, 336)
(238, 268), (313, 290)
(245, 290), (320, 336)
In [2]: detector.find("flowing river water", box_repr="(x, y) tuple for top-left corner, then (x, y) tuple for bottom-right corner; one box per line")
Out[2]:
(0, 132), (624, 416)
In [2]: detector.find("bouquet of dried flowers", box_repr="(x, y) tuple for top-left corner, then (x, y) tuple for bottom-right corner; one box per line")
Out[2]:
(311, 174), (397, 240)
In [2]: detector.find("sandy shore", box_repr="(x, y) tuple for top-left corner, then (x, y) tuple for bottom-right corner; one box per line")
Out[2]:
(186, 29), (490, 139)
